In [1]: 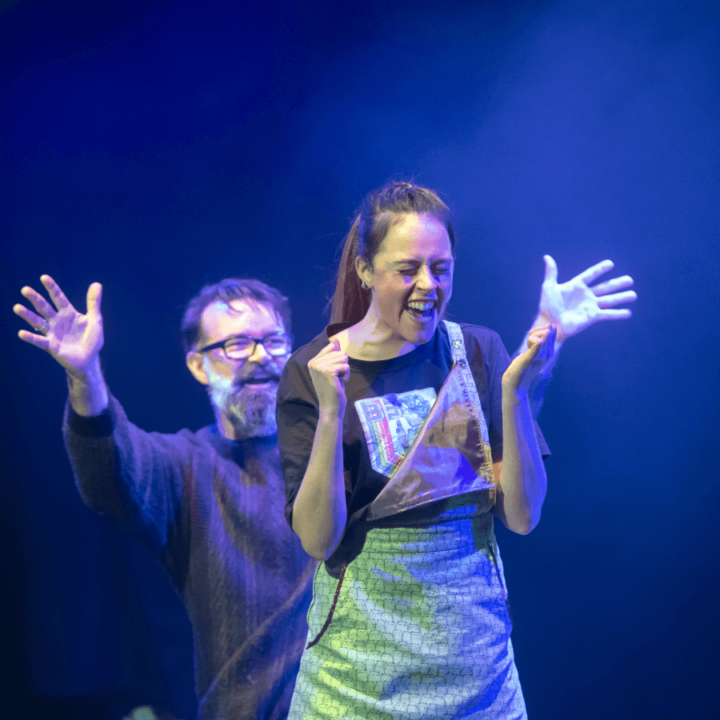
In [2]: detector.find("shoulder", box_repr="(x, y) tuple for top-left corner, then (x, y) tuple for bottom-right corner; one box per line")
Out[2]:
(454, 323), (508, 360)
(288, 329), (331, 366)
(455, 322), (502, 343)
(278, 329), (330, 403)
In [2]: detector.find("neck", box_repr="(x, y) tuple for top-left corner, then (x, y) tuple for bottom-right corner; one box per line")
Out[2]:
(344, 305), (418, 361)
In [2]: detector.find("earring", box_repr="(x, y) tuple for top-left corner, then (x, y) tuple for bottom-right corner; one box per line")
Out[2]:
(360, 280), (368, 290)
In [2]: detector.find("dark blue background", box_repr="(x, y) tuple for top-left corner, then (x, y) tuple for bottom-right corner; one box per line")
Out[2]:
(2, 0), (719, 718)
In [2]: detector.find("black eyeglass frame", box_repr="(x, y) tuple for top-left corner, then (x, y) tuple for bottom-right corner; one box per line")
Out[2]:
(197, 332), (293, 359)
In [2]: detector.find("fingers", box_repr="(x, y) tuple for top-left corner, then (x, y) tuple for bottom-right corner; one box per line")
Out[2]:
(541, 324), (557, 358)
(13, 303), (48, 332)
(597, 309), (633, 321)
(330, 339), (350, 380)
(596, 290), (637, 308)
(590, 275), (634, 296)
(527, 323), (550, 342)
(315, 338), (341, 358)
(542, 255), (558, 284)
(311, 338), (350, 381)
(527, 324), (557, 362)
(40, 275), (72, 312)
(576, 259), (614, 286)
(17, 329), (51, 351)
(86, 282), (103, 316)
(20, 285), (56, 319)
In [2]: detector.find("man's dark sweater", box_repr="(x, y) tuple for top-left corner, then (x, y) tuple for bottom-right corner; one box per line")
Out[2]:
(63, 395), (316, 720)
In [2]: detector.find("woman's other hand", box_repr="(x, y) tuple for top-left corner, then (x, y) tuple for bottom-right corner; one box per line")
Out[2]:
(503, 324), (557, 393)
(308, 338), (350, 417)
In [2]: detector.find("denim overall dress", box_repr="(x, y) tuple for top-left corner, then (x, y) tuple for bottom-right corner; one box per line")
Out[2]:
(288, 322), (527, 720)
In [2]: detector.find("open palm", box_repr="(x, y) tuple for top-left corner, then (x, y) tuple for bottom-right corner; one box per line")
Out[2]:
(539, 256), (636, 342)
(14, 275), (104, 375)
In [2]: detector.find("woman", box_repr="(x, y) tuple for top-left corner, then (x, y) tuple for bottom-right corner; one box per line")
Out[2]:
(277, 181), (554, 719)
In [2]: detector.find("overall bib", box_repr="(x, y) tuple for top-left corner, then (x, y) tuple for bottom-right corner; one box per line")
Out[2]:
(288, 322), (527, 720)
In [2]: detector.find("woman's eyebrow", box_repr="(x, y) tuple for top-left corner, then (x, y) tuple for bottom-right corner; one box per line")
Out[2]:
(389, 257), (452, 265)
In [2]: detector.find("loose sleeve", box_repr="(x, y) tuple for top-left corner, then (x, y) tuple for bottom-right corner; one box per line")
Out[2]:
(462, 325), (550, 462)
(63, 394), (192, 557)
(511, 343), (555, 418)
(276, 354), (320, 529)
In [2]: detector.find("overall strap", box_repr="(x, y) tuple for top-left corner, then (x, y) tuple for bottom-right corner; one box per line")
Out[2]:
(443, 321), (490, 445)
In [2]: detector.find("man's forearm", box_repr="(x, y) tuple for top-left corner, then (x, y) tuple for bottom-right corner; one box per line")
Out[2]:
(66, 356), (109, 417)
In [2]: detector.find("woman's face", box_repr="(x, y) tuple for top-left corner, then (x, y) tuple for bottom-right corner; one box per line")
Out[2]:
(359, 213), (454, 345)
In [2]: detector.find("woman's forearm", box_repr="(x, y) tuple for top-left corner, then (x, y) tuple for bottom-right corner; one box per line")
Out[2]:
(292, 409), (348, 560)
(495, 384), (547, 534)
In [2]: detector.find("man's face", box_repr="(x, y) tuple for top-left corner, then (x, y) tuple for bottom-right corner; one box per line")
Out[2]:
(188, 299), (290, 440)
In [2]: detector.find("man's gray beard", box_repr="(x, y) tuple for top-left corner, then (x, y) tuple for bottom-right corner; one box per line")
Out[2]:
(222, 384), (278, 438)
(203, 357), (278, 438)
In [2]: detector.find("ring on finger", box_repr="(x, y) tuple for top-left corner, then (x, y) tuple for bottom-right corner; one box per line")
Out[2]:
(39, 321), (50, 334)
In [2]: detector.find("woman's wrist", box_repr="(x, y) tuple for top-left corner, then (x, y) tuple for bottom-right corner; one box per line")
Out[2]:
(501, 381), (529, 405)
(318, 405), (345, 424)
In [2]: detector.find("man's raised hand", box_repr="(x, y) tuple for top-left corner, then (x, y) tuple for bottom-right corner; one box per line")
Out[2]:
(14, 275), (104, 376)
(538, 255), (637, 343)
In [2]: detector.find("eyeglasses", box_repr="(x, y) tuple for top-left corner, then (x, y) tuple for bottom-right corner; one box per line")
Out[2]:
(198, 333), (292, 360)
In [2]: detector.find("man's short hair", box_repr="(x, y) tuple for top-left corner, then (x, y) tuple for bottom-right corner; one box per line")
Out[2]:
(181, 278), (291, 353)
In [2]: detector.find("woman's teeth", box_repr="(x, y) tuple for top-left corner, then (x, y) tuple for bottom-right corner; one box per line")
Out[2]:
(406, 301), (435, 318)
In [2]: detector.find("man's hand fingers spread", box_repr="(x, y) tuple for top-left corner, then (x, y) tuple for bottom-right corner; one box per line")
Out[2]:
(21, 286), (56, 319)
(542, 255), (558, 284)
(591, 275), (634, 296)
(597, 309), (633, 321)
(87, 282), (102, 315)
(18, 329), (50, 351)
(40, 275), (72, 312)
(597, 291), (637, 308)
(576, 260), (614, 286)
(13, 304), (46, 330)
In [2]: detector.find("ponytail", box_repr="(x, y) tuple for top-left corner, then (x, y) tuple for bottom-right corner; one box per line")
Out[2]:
(330, 216), (370, 325)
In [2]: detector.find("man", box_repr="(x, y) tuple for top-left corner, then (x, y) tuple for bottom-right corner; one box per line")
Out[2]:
(12, 257), (634, 719)
(14, 276), (315, 720)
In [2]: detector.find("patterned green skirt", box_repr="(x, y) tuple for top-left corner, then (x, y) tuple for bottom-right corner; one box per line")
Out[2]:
(288, 508), (527, 719)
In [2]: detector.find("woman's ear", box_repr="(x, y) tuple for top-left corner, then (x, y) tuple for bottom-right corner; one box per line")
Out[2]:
(355, 255), (373, 289)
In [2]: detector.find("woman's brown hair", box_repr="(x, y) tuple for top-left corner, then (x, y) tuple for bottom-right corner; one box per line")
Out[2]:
(330, 181), (456, 325)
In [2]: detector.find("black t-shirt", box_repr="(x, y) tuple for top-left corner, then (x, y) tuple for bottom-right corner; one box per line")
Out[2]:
(277, 322), (549, 569)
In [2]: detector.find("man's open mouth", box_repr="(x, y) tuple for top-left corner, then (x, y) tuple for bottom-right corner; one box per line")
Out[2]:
(239, 377), (279, 386)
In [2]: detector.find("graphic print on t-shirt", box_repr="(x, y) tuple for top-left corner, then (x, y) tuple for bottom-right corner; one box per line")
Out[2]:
(355, 388), (437, 478)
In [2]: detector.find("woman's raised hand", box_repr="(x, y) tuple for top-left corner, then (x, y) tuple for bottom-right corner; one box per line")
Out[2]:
(308, 338), (350, 417)
(503, 323), (557, 393)
(538, 255), (636, 343)
(13, 275), (104, 377)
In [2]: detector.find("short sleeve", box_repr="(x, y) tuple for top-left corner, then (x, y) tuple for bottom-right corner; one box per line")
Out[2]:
(276, 353), (320, 529)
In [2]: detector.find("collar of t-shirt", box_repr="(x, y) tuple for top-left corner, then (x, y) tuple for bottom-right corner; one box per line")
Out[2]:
(324, 322), (446, 374)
